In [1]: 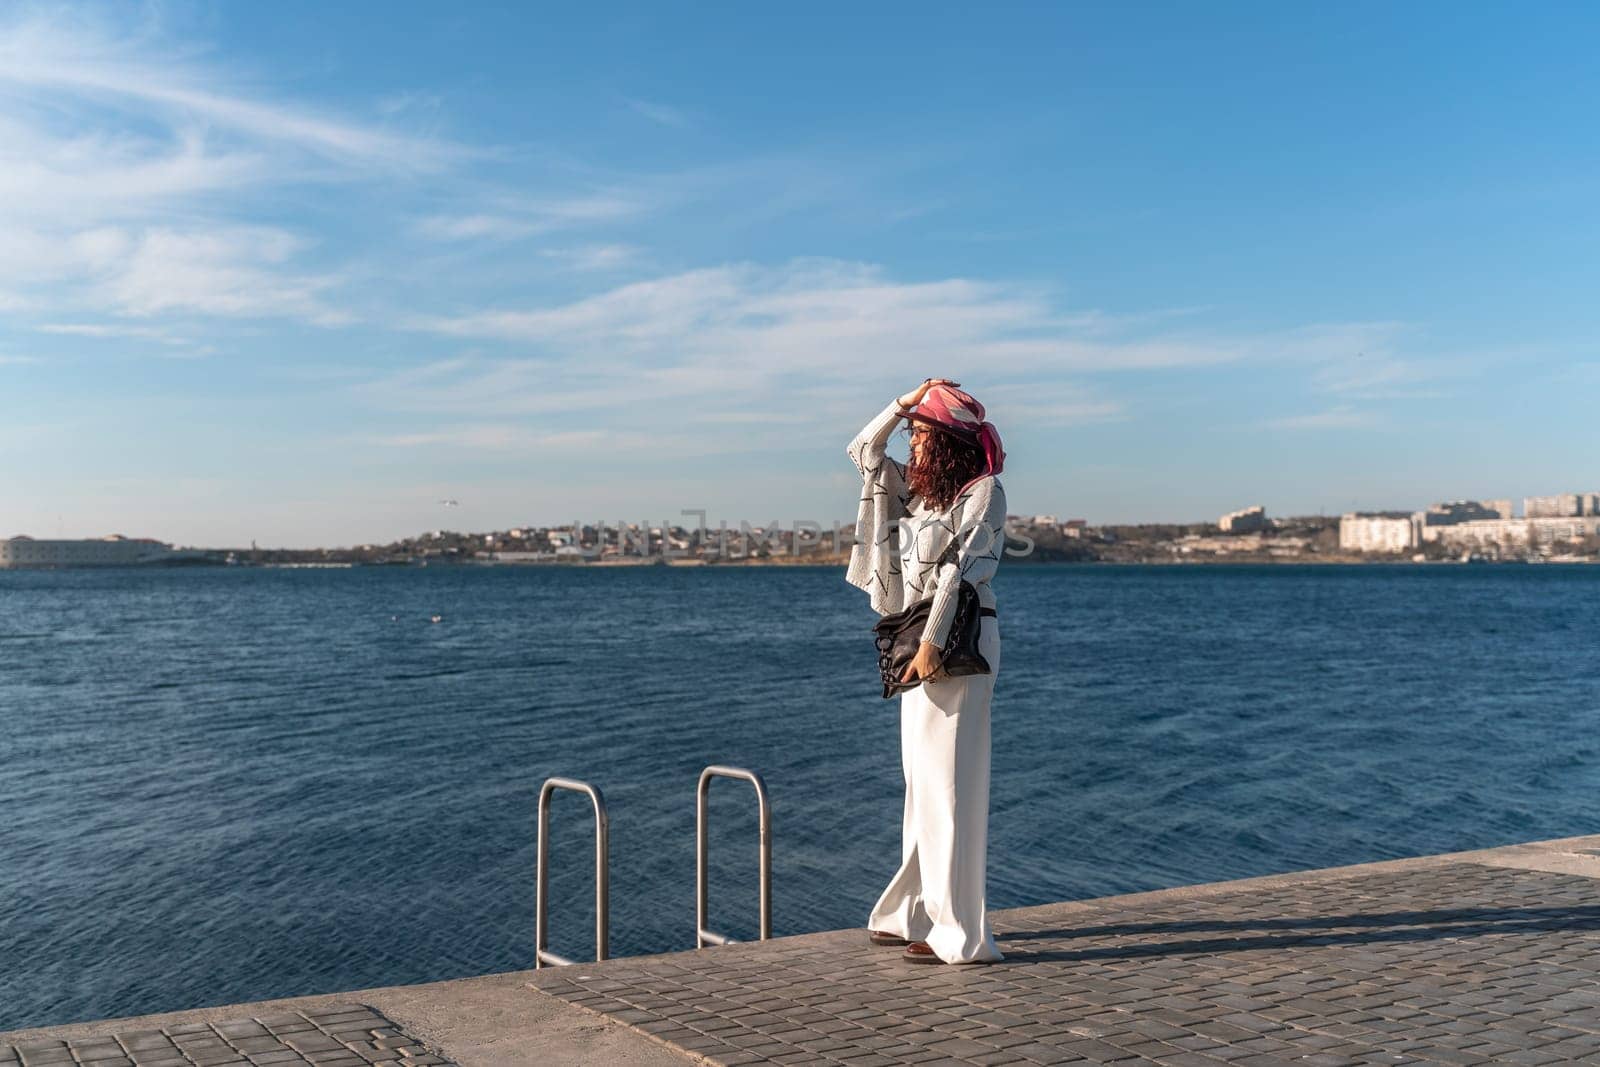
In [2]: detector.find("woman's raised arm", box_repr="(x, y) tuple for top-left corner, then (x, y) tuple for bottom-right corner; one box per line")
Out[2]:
(846, 378), (959, 477)
(846, 400), (908, 478)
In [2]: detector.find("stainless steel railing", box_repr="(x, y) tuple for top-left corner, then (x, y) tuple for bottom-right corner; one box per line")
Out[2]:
(535, 776), (609, 968)
(696, 765), (772, 948)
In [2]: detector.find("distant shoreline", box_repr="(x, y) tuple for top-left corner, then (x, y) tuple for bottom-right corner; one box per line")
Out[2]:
(7, 555), (1594, 572)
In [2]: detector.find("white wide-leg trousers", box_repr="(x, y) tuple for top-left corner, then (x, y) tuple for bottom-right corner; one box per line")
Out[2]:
(868, 616), (1002, 964)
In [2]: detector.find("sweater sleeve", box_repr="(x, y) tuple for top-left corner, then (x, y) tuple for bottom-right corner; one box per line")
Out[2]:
(846, 399), (908, 480)
(920, 476), (1006, 647)
(844, 399), (914, 613)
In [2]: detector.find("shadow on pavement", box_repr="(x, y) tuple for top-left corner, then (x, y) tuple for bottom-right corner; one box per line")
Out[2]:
(995, 904), (1600, 963)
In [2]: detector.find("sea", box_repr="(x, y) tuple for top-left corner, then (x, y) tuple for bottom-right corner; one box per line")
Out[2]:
(3, 562), (1598, 1031)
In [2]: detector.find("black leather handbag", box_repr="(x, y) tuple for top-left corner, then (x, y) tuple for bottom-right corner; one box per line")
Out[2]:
(873, 580), (995, 699)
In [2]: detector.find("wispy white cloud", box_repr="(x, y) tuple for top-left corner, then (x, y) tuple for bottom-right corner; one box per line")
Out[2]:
(623, 96), (693, 129)
(355, 260), (1400, 454)
(1, 221), (350, 326)
(38, 322), (166, 340)
(376, 90), (445, 118)
(365, 426), (621, 450)
(414, 214), (531, 241)
(414, 196), (648, 242)
(354, 422), (755, 460)
(0, 115), (265, 224)
(106, 227), (348, 322)
(407, 260), (1393, 378)
(0, 7), (452, 327)
(1310, 351), (1462, 401)
(0, 10), (457, 179)
(978, 382), (1126, 426)
(541, 244), (643, 272)
(37, 321), (189, 344)
(1266, 406), (1375, 431)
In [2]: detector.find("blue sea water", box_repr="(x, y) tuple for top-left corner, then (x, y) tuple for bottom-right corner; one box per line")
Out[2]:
(3, 563), (1599, 1030)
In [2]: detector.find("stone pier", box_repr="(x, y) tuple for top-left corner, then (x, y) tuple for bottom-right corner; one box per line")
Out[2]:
(9, 835), (1600, 1065)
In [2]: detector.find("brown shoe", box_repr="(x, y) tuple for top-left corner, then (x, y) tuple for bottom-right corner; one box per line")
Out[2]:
(902, 940), (944, 964)
(869, 930), (909, 946)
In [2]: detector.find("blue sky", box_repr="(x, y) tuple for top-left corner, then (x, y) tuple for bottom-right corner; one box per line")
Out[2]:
(3, 2), (1598, 546)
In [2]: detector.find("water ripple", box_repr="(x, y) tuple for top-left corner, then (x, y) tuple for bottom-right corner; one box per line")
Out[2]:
(2, 563), (1598, 1030)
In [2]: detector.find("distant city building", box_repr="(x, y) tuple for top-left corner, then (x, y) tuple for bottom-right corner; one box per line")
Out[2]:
(1171, 533), (1309, 557)
(1524, 493), (1600, 518)
(1429, 517), (1600, 550)
(484, 550), (560, 562)
(1484, 499), (1515, 520)
(1218, 505), (1267, 534)
(1339, 513), (1418, 553)
(1415, 500), (1506, 541)
(0, 535), (179, 568)
(1525, 494), (1580, 518)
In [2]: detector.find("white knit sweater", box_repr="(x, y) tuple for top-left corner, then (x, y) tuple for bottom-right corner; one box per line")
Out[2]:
(845, 400), (1005, 646)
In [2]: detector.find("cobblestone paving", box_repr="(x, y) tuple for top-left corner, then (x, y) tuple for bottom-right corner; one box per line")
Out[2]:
(0, 1005), (455, 1067)
(533, 862), (1600, 1065)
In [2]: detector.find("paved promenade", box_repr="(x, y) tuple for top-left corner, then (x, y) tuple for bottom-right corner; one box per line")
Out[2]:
(0, 1005), (448, 1067)
(531, 835), (1600, 1065)
(10, 835), (1600, 1065)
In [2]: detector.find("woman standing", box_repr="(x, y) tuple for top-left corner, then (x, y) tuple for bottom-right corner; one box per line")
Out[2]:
(846, 378), (1007, 965)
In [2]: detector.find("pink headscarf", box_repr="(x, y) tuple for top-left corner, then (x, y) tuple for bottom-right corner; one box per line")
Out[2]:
(905, 383), (1005, 494)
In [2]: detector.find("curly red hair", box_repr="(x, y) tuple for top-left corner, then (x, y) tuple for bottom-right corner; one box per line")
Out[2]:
(906, 422), (987, 512)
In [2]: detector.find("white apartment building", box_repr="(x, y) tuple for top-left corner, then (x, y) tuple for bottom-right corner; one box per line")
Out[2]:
(1339, 513), (1418, 553)
(1219, 505), (1268, 533)
(1526, 494), (1581, 518)
(1430, 517), (1600, 549)
(1524, 493), (1600, 518)
(0, 536), (177, 568)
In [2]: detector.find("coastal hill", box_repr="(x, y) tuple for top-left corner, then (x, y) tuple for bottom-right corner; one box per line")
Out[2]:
(12, 513), (1595, 569)
(193, 514), (1489, 566)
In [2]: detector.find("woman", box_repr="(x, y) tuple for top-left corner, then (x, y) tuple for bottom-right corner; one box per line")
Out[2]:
(846, 377), (1007, 965)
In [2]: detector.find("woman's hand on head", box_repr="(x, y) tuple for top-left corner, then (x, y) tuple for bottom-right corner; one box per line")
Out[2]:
(899, 640), (945, 684)
(896, 378), (959, 410)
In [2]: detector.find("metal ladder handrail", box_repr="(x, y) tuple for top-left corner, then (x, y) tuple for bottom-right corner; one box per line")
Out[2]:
(536, 776), (609, 968)
(696, 765), (772, 948)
